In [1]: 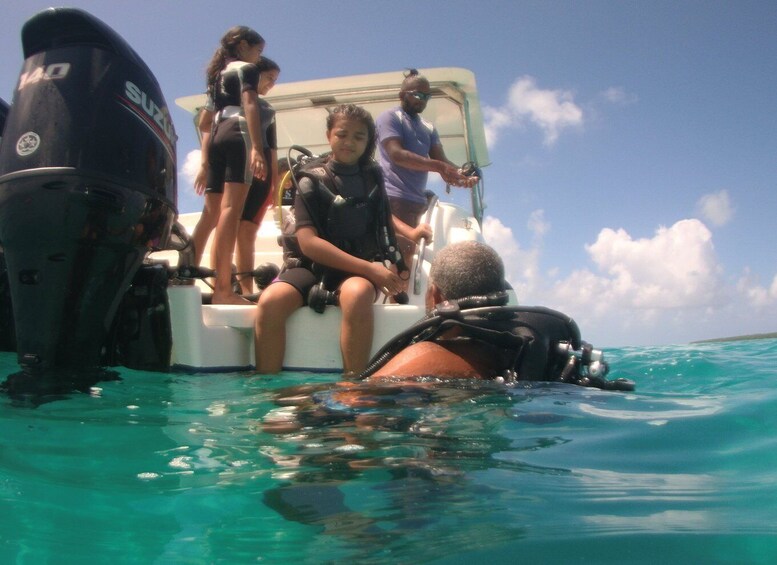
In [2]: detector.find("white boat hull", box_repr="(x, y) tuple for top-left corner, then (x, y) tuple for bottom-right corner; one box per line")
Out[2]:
(153, 200), (488, 372)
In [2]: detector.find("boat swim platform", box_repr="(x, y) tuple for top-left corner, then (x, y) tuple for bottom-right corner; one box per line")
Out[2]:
(154, 201), (484, 372)
(166, 285), (424, 372)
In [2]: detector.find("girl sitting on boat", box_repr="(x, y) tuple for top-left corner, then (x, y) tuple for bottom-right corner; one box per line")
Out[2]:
(254, 104), (404, 375)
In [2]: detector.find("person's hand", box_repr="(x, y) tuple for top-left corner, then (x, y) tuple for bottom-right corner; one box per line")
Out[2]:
(251, 148), (266, 180)
(440, 164), (467, 186)
(459, 173), (479, 188)
(194, 164), (208, 195)
(411, 223), (433, 244)
(367, 263), (403, 297)
(442, 164), (478, 188)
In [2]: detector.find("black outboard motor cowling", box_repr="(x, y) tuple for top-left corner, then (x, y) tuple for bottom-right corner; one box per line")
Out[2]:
(0, 8), (177, 385)
(0, 97), (9, 143)
(0, 98), (12, 352)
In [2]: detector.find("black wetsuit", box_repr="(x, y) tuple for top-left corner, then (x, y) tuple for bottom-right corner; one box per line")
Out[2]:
(205, 59), (261, 191)
(242, 97), (277, 223)
(276, 159), (391, 299)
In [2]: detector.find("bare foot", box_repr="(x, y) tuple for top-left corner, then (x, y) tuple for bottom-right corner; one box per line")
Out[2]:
(211, 293), (252, 305)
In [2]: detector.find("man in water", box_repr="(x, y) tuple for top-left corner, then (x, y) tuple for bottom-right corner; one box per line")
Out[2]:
(376, 69), (479, 272)
(364, 240), (631, 391)
(369, 240), (507, 380)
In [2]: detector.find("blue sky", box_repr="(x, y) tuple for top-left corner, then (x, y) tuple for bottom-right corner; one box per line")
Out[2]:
(2, 1), (776, 347)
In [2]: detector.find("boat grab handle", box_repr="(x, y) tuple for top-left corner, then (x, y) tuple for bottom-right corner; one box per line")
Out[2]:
(412, 192), (438, 295)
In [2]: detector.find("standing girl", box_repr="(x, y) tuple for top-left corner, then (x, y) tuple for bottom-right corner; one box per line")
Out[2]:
(235, 57), (281, 296)
(191, 26), (265, 304)
(254, 104), (404, 375)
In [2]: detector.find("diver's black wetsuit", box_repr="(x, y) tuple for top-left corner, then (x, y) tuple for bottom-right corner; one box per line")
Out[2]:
(205, 59), (261, 191)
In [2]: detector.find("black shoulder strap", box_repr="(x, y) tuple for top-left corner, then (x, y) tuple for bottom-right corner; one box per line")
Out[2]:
(292, 161), (332, 238)
(292, 157), (405, 271)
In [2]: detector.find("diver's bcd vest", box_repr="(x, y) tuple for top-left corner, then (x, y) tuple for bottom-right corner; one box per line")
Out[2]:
(359, 293), (635, 391)
(282, 158), (402, 271)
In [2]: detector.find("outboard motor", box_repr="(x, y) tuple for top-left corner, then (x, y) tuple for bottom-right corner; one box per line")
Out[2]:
(0, 97), (13, 352)
(0, 97), (9, 141)
(0, 8), (177, 392)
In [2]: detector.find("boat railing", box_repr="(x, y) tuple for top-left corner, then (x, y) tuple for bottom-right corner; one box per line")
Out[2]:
(470, 174), (485, 228)
(412, 192), (439, 295)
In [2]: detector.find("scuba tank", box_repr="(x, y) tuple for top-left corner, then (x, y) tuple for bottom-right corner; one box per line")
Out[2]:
(358, 293), (635, 391)
(0, 8), (177, 392)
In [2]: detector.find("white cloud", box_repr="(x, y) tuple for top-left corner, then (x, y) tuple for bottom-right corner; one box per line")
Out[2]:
(483, 75), (583, 147)
(180, 149), (201, 189)
(695, 190), (734, 227)
(582, 219), (723, 309)
(482, 215), (543, 298)
(482, 106), (515, 147)
(527, 209), (549, 240)
(601, 86), (638, 105)
(483, 214), (777, 346)
(737, 270), (777, 307)
(175, 149), (204, 214)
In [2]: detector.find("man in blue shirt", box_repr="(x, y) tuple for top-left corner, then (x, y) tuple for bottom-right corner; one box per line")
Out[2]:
(376, 70), (478, 270)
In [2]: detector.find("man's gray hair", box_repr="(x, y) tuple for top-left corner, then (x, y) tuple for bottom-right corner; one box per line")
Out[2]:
(429, 241), (505, 300)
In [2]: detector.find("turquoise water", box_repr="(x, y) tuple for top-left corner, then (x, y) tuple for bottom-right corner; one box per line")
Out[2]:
(1, 340), (777, 564)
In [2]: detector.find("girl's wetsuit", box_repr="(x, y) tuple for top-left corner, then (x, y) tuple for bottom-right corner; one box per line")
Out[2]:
(277, 159), (389, 301)
(205, 59), (261, 192)
(241, 96), (276, 223)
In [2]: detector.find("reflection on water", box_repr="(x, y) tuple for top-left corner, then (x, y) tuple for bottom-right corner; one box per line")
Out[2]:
(578, 394), (724, 422)
(256, 381), (523, 558)
(2, 340), (777, 563)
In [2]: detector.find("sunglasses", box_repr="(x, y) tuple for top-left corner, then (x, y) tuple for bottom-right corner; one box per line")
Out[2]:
(408, 91), (432, 102)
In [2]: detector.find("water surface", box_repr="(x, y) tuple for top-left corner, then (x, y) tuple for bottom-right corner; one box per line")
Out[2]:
(1, 340), (776, 563)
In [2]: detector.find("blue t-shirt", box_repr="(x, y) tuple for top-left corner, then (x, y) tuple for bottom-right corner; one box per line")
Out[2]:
(376, 106), (441, 205)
